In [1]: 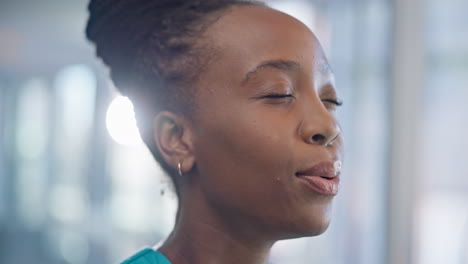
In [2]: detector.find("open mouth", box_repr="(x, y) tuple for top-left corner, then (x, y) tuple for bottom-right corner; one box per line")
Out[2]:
(295, 173), (333, 180)
(295, 161), (342, 196)
(295, 160), (342, 179)
(295, 173), (340, 196)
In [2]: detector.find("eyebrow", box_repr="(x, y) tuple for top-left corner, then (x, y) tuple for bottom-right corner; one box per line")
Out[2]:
(240, 59), (301, 86)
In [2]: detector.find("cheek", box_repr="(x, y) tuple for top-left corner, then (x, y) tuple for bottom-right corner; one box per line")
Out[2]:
(196, 111), (293, 186)
(193, 106), (296, 212)
(191, 98), (336, 237)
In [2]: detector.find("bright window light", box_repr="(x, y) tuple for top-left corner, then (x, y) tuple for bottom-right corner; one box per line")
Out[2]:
(106, 96), (143, 147)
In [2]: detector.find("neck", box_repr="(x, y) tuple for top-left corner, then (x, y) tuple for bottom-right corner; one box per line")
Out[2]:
(157, 188), (276, 264)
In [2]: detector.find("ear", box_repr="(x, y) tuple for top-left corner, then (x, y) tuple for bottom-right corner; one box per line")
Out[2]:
(152, 111), (195, 175)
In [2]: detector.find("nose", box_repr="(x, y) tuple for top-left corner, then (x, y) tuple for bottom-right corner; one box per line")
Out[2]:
(310, 129), (340, 146)
(300, 103), (341, 147)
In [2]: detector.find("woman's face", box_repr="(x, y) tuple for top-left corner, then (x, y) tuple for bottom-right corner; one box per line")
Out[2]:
(189, 6), (344, 240)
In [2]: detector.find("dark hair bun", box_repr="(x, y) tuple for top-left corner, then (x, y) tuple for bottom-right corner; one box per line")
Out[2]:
(87, 0), (240, 94)
(86, 0), (182, 93)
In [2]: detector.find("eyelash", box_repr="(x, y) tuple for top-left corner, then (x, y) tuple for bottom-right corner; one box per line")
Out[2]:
(322, 99), (343, 106)
(263, 94), (343, 107)
(263, 94), (343, 106)
(263, 93), (295, 99)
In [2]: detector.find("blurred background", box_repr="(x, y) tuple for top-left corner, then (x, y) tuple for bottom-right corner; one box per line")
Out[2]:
(0, 0), (467, 263)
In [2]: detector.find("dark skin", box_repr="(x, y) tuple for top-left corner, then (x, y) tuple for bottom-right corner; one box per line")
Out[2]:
(153, 5), (344, 264)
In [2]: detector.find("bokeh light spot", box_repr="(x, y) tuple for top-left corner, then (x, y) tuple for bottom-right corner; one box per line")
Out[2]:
(106, 96), (143, 146)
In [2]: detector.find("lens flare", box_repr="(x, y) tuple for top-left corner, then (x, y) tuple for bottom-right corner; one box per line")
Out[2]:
(106, 96), (143, 146)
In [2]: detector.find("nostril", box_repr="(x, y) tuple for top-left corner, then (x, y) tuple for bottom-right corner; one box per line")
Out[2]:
(311, 134), (326, 144)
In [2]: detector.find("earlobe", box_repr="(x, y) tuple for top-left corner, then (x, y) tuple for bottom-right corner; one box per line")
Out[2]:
(152, 111), (195, 174)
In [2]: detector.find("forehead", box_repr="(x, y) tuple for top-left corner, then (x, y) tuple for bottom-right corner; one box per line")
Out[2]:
(204, 5), (329, 79)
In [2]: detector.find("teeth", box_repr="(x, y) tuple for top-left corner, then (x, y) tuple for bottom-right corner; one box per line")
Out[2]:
(334, 161), (342, 176)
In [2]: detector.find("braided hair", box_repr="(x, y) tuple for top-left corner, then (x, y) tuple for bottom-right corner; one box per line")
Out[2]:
(86, 0), (265, 195)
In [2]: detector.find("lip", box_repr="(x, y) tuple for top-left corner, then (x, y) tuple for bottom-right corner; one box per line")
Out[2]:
(295, 161), (341, 196)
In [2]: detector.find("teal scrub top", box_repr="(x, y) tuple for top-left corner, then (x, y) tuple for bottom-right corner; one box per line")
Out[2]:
(121, 248), (172, 264)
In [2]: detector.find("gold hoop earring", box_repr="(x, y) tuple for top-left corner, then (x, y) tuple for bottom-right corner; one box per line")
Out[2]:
(178, 161), (183, 176)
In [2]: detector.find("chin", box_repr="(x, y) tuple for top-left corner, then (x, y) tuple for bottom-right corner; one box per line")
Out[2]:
(308, 219), (332, 236)
(277, 214), (333, 240)
(290, 202), (335, 238)
(302, 218), (332, 237)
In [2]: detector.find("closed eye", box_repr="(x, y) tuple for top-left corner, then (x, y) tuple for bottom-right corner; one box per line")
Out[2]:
(322, 99), (343, 106)
(256, 93), (296, 105)
(263, 93), (295, 99)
